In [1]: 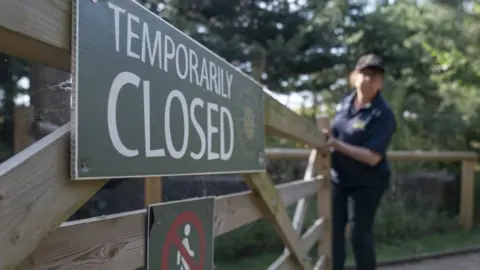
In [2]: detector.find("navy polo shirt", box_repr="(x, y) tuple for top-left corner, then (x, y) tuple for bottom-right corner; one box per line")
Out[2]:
(331, 91), (396, 187)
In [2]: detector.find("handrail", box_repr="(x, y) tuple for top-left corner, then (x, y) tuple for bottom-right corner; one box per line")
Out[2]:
(266, 148), (478, 161)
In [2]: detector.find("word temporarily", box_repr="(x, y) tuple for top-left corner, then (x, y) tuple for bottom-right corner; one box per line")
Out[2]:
(107, 72), (234, 161)
(108, 2), (234, 100)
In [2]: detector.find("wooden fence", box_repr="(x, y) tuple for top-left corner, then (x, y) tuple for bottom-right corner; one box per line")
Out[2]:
(267, 148), (478, 230)
(0, 1), (331, 270)
(0, 1), (478, 270)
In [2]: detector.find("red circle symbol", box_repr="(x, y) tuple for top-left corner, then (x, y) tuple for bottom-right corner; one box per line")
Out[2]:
(161, 211), (206, 270)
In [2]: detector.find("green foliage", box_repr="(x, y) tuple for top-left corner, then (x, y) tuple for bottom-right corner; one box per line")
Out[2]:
(375, 190), (458, 243)
(214, 219), (283, 260)
(157, 0), (347, 93)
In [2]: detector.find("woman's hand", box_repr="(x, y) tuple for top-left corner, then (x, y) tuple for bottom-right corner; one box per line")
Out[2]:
(321, 129), (338, 149)
(321, 128), (383, 166)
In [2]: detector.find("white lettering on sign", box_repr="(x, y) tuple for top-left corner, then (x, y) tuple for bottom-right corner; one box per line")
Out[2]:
(105, 2), (240, 162)
(164, 90), (189, 159)
(107, 1), (234, 100)
(107, 71), (141, 157)
(107, 71), (235, 161)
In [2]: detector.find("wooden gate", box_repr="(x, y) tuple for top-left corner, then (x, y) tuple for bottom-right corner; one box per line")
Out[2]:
(0, 1), (332, 269)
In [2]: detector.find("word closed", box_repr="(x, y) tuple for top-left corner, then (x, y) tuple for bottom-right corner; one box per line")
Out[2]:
(107, 71), (234, 161)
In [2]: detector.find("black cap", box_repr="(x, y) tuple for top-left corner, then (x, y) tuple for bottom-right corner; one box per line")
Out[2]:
(355, 54), (385, 73)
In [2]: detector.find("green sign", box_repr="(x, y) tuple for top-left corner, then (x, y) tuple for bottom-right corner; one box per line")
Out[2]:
(71, 0), (265, 179)
(146, 197), (215, 270)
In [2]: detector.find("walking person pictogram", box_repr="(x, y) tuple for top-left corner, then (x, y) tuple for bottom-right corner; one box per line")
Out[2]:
(148, 198), (214, 270)
(177, 224), (195, 270)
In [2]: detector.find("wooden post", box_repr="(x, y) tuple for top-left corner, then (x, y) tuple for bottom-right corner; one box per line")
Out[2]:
(144, 177), (162, 206)
(316, 115), (332, 270)
(13, 105), (35, 153)
(460, 160), (475, 230)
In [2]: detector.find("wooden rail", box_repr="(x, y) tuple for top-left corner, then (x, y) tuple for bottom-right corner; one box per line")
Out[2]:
(266, 148), (478, 230)
(0, 1), (477, 270)
(9, 146), (475, 270)
(266, 148), (478, 161)
(18, 179), (324, 269)
(0, 1), (330, 270)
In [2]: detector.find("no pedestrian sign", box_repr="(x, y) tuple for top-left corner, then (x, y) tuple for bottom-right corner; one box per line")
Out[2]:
(146, 197), (215, 270)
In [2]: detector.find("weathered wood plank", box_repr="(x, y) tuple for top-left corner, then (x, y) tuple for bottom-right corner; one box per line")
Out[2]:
(313, 255), (325, 270)
(18, 179), (322, 270)
(292, 150), (318, 231)
(244, 172), (313, 270)
(0, 0), (70, 70)
(0, 125), (107, 270)
(264, 95), (325, 147)
(316, 116), (332, 270)
(302, 219), (324, 254)
(144, 177), (162, 205)
(215, 177), (322, 236)
(266, 148), (479, 161)
(268, 218), (324, 270)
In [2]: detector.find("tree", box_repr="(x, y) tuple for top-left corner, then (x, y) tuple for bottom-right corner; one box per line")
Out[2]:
(157, 0), (347, 93)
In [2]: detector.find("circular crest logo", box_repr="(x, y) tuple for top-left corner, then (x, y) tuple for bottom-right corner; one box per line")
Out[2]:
(238, 89), (261, 161)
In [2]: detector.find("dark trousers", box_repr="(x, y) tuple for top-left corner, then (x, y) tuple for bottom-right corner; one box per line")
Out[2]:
(332, 182), (387, 270)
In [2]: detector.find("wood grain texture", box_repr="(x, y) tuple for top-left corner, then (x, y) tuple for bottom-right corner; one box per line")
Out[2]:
(264, 94), (326, 147)
(0, 124), (106, 270)
(144, 177), (162, 205)
(214, 178), (322, 237)
(18, 179), (322, 270)
(0, 0), (71, 70)
(316, 116), (332, 270)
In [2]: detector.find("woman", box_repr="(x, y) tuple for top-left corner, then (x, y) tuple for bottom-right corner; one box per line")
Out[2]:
(324, 53), (396, 270)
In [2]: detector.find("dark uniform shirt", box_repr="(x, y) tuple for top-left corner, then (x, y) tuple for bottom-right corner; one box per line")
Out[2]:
(331, 91), (396, 187)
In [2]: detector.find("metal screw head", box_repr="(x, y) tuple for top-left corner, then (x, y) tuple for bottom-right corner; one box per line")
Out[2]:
(80, 161), (90, 172)
(258, 153), (265, 165)
(156, 219), (161, 225)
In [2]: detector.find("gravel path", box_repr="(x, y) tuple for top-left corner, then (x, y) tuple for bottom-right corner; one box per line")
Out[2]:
(378, 252), (480, 270)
